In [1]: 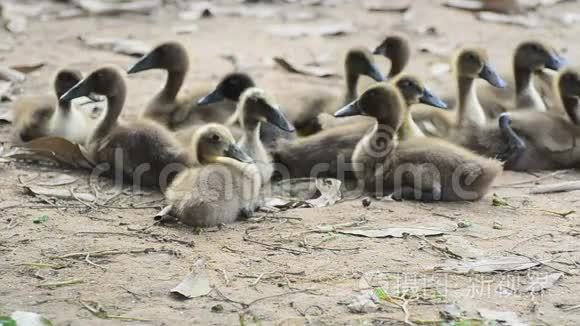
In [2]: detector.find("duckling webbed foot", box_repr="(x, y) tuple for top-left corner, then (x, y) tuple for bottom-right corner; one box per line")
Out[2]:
(392, 186), (442, 202)
(239, 207), (255, 220)
(497, 113), (527, 163)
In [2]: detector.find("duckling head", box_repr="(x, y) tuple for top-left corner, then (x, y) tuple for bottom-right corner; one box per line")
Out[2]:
(192, 123), (253, 165)
(237, 88), (295, 132)
(556, 67), (580, 124)
(373, 35), (410, 77)
(13, 102), (53, 142)
(346, 47), (385, 82)
(334, 83), (404, 130)
(60, 66), (125, 103)
(197, 72), (256, 106)
(54, 68), (83, 99)
(127, 42), (188, 74)
(393, 75), (447, 109)
(514, 41), (567, 72)
(454, 48), (507, 88)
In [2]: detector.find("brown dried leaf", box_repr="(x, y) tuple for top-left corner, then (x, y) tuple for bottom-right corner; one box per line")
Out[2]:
(73, 0), (162, 15)
(338, 226), (446, 238)
(10, 63), (45, 74)
(444, 0), (523, 14)
(80, 36), (151, 57)
(35, 173), (79, 187)
(476, 11), (541, 28)
(363, 0), (411, 12)
(263, 178), (343, 210)
(273, 57), (338, 78)
(171, 259), (211, 299)
(5, 136), (94, 169)
(435, 256), (541, 273)
(268, 22), (354, 38)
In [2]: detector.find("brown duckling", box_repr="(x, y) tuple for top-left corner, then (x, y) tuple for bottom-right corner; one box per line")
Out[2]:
(13, 68), (98, 143)
(272, 76), (447, 180)
(234, 88), (295, 184)
(127, 42), (236, 129)
(60, 66), (190, 190)
(454, 67), (580, 171)
(414, 47), (507, 137)
(373, 35), (411, 79)
(335, 84), (502, 201)
(165, 123), (260, 226)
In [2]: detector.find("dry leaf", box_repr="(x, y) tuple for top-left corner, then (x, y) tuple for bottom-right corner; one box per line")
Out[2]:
(154, 205), (174, 221)
(74, 0), (162, 15)
(268, 22), (354, 38)
(338, 226), (446, 238)
(5, 136), (94, 169)
(80, 36), (151, 57)
(476, 12), (541, 28)
(444, 0), (523, 14)
(435, 256), (541, 273)
(212, 5), (279, 19)
(273, 57), (338, 78)
(524, 272), (563, 293)
(10, 63), (45, 74)
(263, 178), (342, 210)
(35, 174), (79, 187)
(530, 181), (580, 194)
(363, 0), (411, 12)
(478, 308), (527, 326)
(24, 186), (96, 202)
(171, 259), (211, 299)
(0, 105), (12, 123)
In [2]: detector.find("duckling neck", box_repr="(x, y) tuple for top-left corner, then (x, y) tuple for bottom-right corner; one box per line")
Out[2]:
(240, 120), (265, 158)
(514, 66), (546, 111)
(388, 56), (407, 79)
(561, 96), (580, 125)
(457, 76), (486, 127)
(92, 91), (126, 142)
(345, 73), (359, 103)
(159, 69), (185, 103)
(362, 122), (396, 162)
(397, 111), (424, 140)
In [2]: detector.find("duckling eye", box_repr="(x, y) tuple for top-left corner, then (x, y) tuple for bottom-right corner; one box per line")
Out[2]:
(211, 134), (220, 142)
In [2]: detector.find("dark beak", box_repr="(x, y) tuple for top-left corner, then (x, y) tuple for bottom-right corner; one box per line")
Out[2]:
(372, 44), (385, 56)
(261, 103), (296, 132)
(224, 143), (253, 163)
(366, 63), (386, 82)
(545, 53), (567, 71)
(479, 63), (507, 89)
(419, 88), (448, 109)
(334, 99), (362, 117)
(59, 79), (90, 103)
(127, 52), (157, 74)
(197, 88), (225, 106)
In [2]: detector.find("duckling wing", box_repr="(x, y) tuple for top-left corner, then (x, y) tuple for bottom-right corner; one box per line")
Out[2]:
(510, 112), (576, 153)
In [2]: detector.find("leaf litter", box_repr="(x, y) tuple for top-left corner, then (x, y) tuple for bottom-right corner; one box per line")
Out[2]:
(434, 255), (542, 273)
(273, 57), (338, 78)
(262, 178), (342, 210)
(171, 259), (212, 299)
(338, 226), (448, 238)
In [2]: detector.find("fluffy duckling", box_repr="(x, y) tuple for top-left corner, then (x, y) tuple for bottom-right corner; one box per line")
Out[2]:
(373, 35), (411, 79)
(455, 67), (580, 171)
(234, 88), (295, 184)
(272, 76), (447, 180)
(127, 42), (235, 129)
(335, 84), (502, 201)
(13, 68), (97, 143)
(165, 124), (260, 227)
(414, 47), (507, 137)
(60, 66), (190, 189)
(479, 40), (567, 114)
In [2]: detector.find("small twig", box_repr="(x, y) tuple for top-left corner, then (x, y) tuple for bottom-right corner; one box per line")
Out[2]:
(243, 236), (308, 255)
(251, 272), (268, 288)
(510, 233), (553, 251)
(38, 279), (84, 288)
(85, 253), (106, 270)
(54, 248), (163, 259)
(508, 251), (572, 276)
(70, 188), (97, 210)
(120, 286), (142, 301)
(530, 181), (580, 194)
(496, 171), (567, 188)
(20, 262), (66, 269)
(412, 235), (462, 260)
(218, 268), (230, 286)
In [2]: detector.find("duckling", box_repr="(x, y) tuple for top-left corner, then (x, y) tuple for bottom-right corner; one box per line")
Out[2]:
(197, 72), (296, 149)
(12, 68), (101, 143)
(272, 76), (447, 180)
(165, 123), (260, 227)
(413, 47), (507, 137)
(60, 66), (190, 189)
(454, 67), (580, 171)
(127, 42), (236, 129)
(198, 47), (385, 136)
(335, 84), (502, 201)
(373, 35), (411, 79)
(234, 88), (295, 184)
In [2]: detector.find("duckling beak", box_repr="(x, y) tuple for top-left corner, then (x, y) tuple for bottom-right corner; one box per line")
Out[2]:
(334, 99), (362, 117)
(372, 44), (385, 56)
(420, 88), (448, 109)
(59, 79), (90, 103)
(260, 103), (296, 132)
(224, 143), (253, 163)
(127, 52), (157, 74)
(197, 88), (225, 106)
(366, 63), (386, 82)
(479, 64), (507, 89)
(545, 53), (567, 71)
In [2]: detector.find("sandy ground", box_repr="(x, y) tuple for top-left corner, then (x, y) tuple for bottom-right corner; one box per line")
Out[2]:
(1, 0), (580, 325)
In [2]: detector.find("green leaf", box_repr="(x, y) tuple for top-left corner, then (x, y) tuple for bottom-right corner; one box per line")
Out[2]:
(33, 215), (49, 224)
(0, 316), (17, 326)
